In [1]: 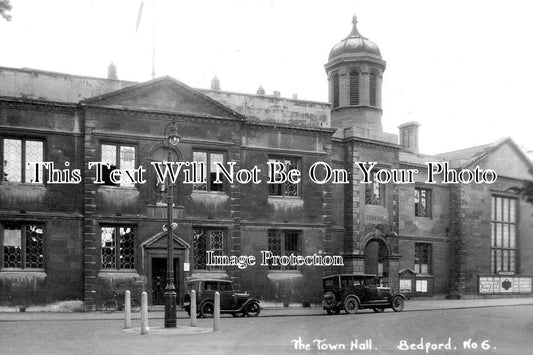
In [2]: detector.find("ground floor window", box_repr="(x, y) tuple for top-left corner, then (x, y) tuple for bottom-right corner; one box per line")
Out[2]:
(267, 230), (301, 271)
(193, 227), (226, 270)
(491, 196), (517, 274)
(414, 243), (432, 274)
(1, 222), (44, 269)
(100, 226), (135, 270)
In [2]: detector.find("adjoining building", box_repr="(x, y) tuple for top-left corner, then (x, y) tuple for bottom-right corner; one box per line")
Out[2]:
(0, 15), (531, 311)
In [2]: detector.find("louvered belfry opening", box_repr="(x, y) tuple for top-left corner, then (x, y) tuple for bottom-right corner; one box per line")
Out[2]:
(349, 70), (360, 105)
(332, 72), (340, 108)
(369, 72), (377, 107)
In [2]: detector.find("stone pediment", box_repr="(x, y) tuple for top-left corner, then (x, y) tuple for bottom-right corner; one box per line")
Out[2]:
(83, 76), (245, 121)
(141, 231), (190, 250)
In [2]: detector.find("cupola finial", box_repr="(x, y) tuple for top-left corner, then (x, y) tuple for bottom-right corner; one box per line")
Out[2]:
(347, 13), (362, 38)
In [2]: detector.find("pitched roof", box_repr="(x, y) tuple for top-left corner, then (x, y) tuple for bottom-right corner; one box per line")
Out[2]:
(436, 137), (533, 170)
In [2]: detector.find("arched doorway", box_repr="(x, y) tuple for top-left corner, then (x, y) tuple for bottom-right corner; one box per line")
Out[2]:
(364, 238), (388, 277)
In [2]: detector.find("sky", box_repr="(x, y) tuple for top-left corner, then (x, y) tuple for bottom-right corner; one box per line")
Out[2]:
(1, 0), (532, 156)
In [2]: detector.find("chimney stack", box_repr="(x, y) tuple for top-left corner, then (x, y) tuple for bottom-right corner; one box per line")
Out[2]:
(398, 121), (420, 153)
(107, 62), (117, 80)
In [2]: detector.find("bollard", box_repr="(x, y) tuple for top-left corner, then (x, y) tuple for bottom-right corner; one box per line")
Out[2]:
(190, 290), (197, 327)
(213, 291), (220, 332)
(124, 290), (131, 329)
(141, 291), (149, 335)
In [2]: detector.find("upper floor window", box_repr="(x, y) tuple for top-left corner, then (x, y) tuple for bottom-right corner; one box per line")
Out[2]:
(365, 172), (385, 206)
(1, 222), (44, 269)
(193, 227), (226, 270)
(268, 156), (300, 197)
(415, 188), (432, 218)
(101, 144), (136, 187)
(349, 70), (360, 105)
(414, 243), (432, 274)
(491, 196), (517, 274)
(100, 226), (135, 270)
(192, 151), (224, 192)
(369, 72), (377, 107)
(1, 138), (43, 183)
(332, 72), (340, 108)
(267, 230), (301, 271)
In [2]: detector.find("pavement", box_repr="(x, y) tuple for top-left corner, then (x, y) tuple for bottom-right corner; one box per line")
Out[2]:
(1, 296), (532, 322)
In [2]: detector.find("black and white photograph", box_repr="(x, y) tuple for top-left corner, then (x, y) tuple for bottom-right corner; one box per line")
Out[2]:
(1, 0), (533, 354)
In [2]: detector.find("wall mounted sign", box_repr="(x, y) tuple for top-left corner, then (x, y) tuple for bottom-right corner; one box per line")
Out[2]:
(478, 276), (532, 295)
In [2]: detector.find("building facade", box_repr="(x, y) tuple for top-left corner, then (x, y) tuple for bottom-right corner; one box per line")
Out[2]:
(0, 16), (532, 311)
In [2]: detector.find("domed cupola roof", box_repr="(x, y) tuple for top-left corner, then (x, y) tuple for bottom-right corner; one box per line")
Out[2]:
(329, 15), (381, 60)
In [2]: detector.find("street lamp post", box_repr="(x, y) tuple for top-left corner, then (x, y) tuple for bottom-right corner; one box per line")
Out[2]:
(163, 121), (180, 328)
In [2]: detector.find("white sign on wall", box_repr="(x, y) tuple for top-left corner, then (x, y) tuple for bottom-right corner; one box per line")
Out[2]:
(400, 279), (412, 293)
(479, 276), (532, 294)
(416, 280), (428, 293)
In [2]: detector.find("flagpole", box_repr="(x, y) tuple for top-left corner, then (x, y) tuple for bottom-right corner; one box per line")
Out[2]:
(151, 0), (156, 79)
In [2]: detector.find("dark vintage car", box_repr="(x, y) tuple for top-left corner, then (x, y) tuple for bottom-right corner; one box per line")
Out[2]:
(322, 273), (406, 314)
(183, 279), (261, 317)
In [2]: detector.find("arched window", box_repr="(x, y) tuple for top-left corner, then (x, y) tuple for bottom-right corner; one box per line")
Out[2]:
(369, 72), (377, 107)
(332, 72), (339, 108)
(349, 70), (360, 105)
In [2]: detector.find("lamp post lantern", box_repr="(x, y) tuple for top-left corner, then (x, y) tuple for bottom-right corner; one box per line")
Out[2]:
(163, 121), (180, 328)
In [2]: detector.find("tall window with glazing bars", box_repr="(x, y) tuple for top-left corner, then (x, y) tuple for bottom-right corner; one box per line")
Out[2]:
(1, 137), (43, 183)
(365, 171), (386, 206)
(100, 226), (135, 270)
(267, 230), (301, 271)
(268, 157), (300, 197)
(1, 223), (44, 269)
(193, 227), (225, 270)
(491, 196), (517, 274)
(415, 188), (431, 218)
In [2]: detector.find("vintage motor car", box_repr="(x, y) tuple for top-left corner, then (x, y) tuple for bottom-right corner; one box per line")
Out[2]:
(183, 278), (261, 317)
(322, 273), (406, 314)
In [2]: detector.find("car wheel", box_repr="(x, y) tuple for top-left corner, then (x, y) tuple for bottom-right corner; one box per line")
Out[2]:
(344, 297), (359, 314)
(200, 301), (214, 318)
(372, 308), (385, 313)
(391, 296), (405, 312)
(245, 302), (261, 317)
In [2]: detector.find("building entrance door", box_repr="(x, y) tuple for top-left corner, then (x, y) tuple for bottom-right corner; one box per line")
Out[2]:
(364, 239), (388, 277)
(151, 258), (179, 305)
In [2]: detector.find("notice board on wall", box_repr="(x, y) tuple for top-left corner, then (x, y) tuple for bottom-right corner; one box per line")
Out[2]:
(478, 275), (532, 295)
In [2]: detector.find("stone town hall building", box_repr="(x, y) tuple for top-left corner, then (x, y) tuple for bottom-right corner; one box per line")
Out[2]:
(1, 16), (532, 311)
